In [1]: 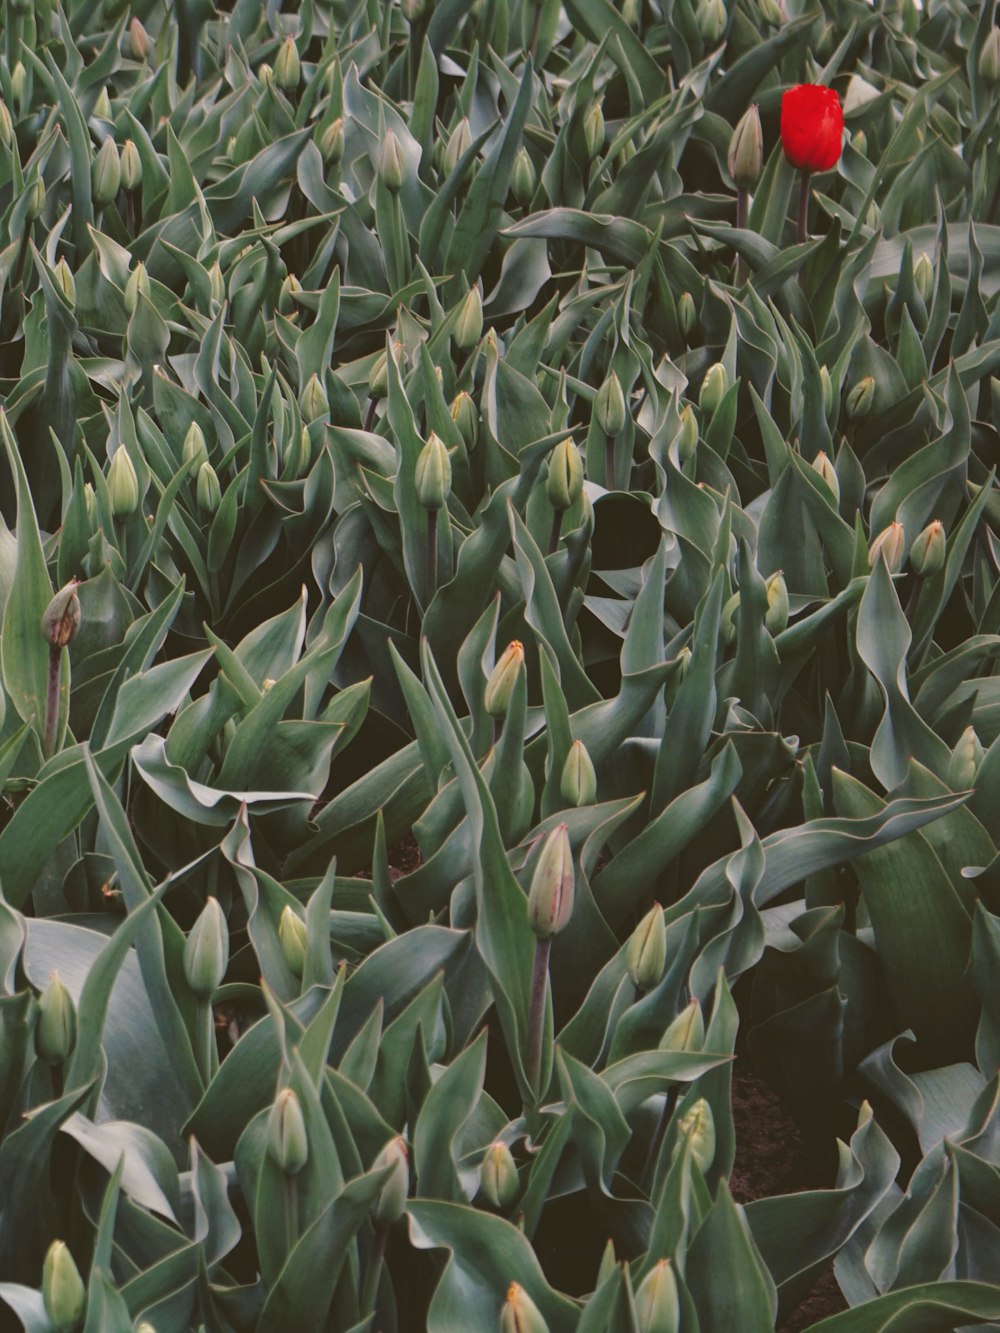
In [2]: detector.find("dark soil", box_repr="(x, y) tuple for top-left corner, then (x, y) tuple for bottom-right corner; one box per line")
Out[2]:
(731, 1060), (849, 1330)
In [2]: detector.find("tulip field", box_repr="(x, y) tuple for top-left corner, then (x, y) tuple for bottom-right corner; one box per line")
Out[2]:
(3, 0), (1000, 1328)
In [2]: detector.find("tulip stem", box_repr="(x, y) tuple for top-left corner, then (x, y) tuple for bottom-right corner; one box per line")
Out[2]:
(193, 997), (216, 1087)
(797, 171), (811, 244)
(734, 186), (749, 285)
(547, 509), (562, 556)
(284, 1174), (299, 1255)
(361, 1222), (388, 1318)
(604, 436), (615, 491)
(42, 646), (62, 762)
(426, 509), (439, 601)
(364, 394), (378, 432)
(526, 936), (552, 1100)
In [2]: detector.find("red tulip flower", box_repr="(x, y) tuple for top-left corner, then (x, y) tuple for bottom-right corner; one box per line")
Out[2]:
(781, 83), (843, 242)
(780, 83), (843, 173)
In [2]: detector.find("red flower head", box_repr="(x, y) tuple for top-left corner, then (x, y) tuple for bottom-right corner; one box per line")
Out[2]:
(780, 83), (843, 173)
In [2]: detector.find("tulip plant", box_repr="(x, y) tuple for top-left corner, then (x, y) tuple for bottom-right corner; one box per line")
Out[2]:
(0, 1), (998, 1330)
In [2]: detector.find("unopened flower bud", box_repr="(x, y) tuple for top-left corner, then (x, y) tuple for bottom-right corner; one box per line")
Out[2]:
(810, 450), (840, 503)
(819, 364), (833, 417)
(372, 1136), (409, 1223)
(512, 147), (536, 205)
(128, 16), (151, 60)
(622, 0), (641, 26)
(267, 1087), (309, 1174)
(320, 116), (345, 166)
(546, 438), (583, 512)
(948, 726), (984, 791)
(479, 1141), (519, 1209)
(274, 36), (301, 90)
(913, 253), (934, 304)
(36, 972), (77, 1066)
(93, 87), (112, 121)
(721, 591), (740, 646)
(852, 129), (868, 157)
(979, 28), (1000, 85)
(696, 0), (727, 44)
(124, 259), (150, 316)
(909, 519), (945, 577)
(403, 0), (427, 19)
(415, 432), (452, 510)
(208, 261), (225, 306)
(278, 905), (308, 978)
(583, 99), (605, 159)
(444, 116), (472, 176)
(500, 1283), (549, 1333)
(0, 100), (13, 150)
(846, 375), (874, 421)
(42, 1241), (86, 1333)
(595, 371), (626, 436)
(634, 1258), (679, 1333)
(120, 138), (142, 191)
(182, 422), (208, 477)
(301, 372), (329, 423)
(661, 998), (704, 1051)
(727, 105), (762, 191)
(527, 824), (575, 938)
(868, 521), (905, 574)
(196, 461), (222, 515)
(677, 404), (698, 464)
(92, 137), (121, 207)
(758, 0), (781, 24)
(108, 447), (139, 516)
(765, 570), (789, 634)
(626, 904), (666, 991)
(83, 483), (96, 523)
(11, 62), (26, 113)
(560, 738), (597, 806)
(900, 0), (919, 35)
(378, 129), (405, 192)
(183, 896), (228, 997)
(278, 273), (302, 317)
(677, 291), (696, 339)
(485, 640), (525, 718)
(454, 286), (484, 352)
(258, 63), (274, 88)
(699, 362), (728, 416)
(25, 178), (46, 221)
(53, 257), (76, 306)
(366, 348), (389, 399)
(41, 580), (81, 651)
(451, 390), (478, 447)
(672, 1097), (716, 1173)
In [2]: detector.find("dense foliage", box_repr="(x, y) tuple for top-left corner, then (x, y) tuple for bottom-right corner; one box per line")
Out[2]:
(0, 0), (999, 1328)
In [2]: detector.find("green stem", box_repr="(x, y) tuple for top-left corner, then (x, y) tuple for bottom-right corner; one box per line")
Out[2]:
(527, 0), (542, 57)
(361, 1222), (388, 1317)
(604, 435), (615, 491)
(547, 509), (562, 556)
(284, 1173), (299, 1255)
(193, 997), (216, 1087)
(364, 395), (379, 431)
(42, 646), (62, 762)
(797, 171), (811, 244)
(734, 186), (749, 285)
(526, 935), (552, 1100)
(426, 508), (438, 602)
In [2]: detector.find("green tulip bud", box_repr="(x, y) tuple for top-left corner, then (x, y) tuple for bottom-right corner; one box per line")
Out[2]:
(41, 580), (81, 650)
(819, 364), (834, 417)
(696, 0), (727, 44)
(852, 129), (868, 157)
(267, 1087), (309, 1174)
(626, 904), (667, 991)
(274, 36), (301, 90)
(454, 286), (484, 352)
(846, 375), (874, 421)
(913, 252), (934, 305)
(181, 423), (208, 478)
(485, 640), (525, 719)
(721, 591), (740, 646)
(415, 432), (452, 511)
(660, 998), (704, 1051)
(378, 129), (406, 192)
(128, 16), (151, 60)
(500, 1283), (549, 1333)
(0, 99), (13, 150)
(196, 461), (222, 515)
(36, 971), (78, 1066)
(92, 137), (121, 207)
(634, 1258), (679, 1333)
(42, 1241), (86, 1333)
(93, 86), (113, 121)
(25, 177), (46, 221)
(83, 483), (96, 523)
(677, 404), (698, 464)
(444, 116), (472, 176)
(278, 905), (308, 978)
(479, 1141), (519, 1209)
(699, 362), (728, 416)
(53, 257), (76, 307)
(582, 99), (605, 160)
(120, 138), (142, 191)
(301, 372), (329, 423)
(560, 738), (597, 806)
(208, 261), (225, 306)
(320, 116), (345, 166)
(909, 519), (945, 577)
(108, 447), (139, 517)
(451, 390), (479, 448)
(135, 1324), (158, 1333)
(727, 104), (762, 191)
(979, 28), (1000, 85)
(677, 291), (696, 339)
(512, 147), (536, 205)
(364, 348), (388, 399)
(764, 570), (789, 634)
(527, 823), (575, 939)
(124, 259), (150, 316)
(672, 1097), (716, 1173)
(183, 896), (228, 997)
(595, 371), (626, 436)
(372, 1136), (409, 1223)
(278, 273), (302, 317)
(403, 0), (427, 19)
(758, 0), (781, 24)
(948, 726), (984, 791)
(622, 0), (641, 26)
(546, 438), (584, 512)
(900, 0), (919, 36)
(11, 62), (26, 114)
(810, 450), (840, 504)
(868, 520), (905, 575)
(258, 62), (274, 88)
